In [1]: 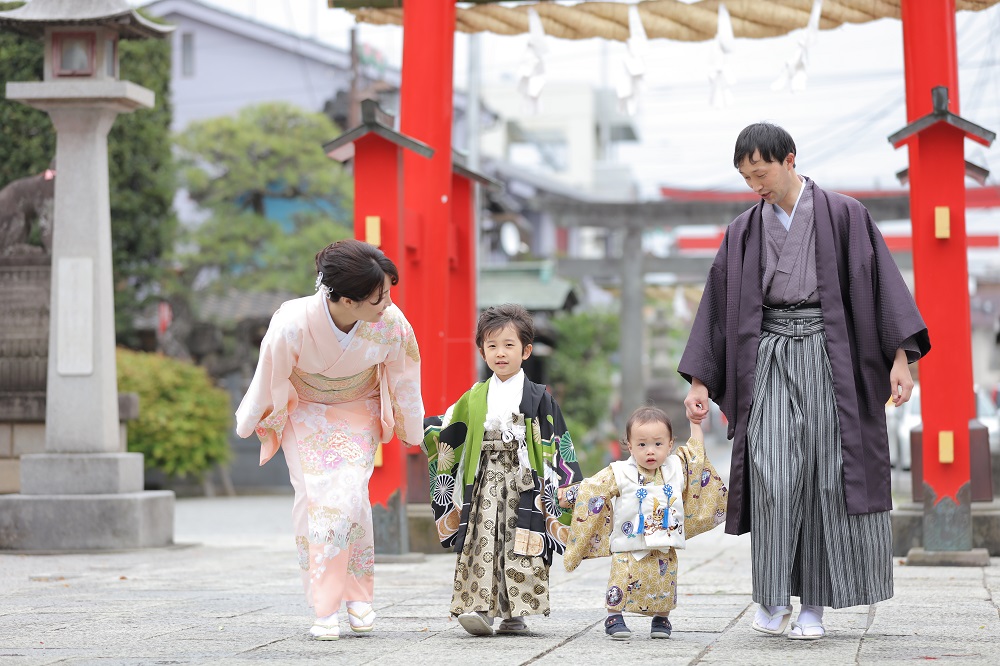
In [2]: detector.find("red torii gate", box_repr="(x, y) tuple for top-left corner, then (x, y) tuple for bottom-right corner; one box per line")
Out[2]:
(330, 0), (996, 561)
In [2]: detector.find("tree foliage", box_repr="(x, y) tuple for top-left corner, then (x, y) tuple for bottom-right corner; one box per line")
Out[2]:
(173, 102), (354, 296)
(548, 309), (620, 475)
(0, 3), (177, 347)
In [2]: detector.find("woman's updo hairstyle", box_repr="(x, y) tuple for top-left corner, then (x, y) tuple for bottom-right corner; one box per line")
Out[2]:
(314, 239), (399, 304)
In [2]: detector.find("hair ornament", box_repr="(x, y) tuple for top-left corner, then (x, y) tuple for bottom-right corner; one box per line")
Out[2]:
(315, 272), (331, 297)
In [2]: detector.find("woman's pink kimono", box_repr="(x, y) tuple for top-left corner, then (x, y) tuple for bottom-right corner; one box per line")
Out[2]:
(236, 291), (423, 617)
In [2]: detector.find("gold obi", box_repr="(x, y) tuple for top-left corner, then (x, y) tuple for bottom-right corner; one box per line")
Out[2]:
(289, 366), (379, 405)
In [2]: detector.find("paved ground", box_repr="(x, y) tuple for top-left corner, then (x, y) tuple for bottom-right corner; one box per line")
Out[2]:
(1, 491), (999, 666)
(1, 433), (996, 665)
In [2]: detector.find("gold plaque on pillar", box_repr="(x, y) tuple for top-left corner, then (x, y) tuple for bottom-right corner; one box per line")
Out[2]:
(934, 207), (951, 239)
(365, 216), (381, 247)
(938, 431), (954, 463)
(373, 443), (383, 467)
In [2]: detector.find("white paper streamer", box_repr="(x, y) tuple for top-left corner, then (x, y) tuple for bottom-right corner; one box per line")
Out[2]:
(517, 9), (548, 113)
(771, 0), (823, 92)
(708, 3), (736, 108)
(617, 5), (649, 116)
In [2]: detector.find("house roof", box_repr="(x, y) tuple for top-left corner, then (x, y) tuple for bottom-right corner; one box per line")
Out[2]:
(142, 0), (360, 73)
(478, 263), (578, 312)
(0, 0), (173, 39)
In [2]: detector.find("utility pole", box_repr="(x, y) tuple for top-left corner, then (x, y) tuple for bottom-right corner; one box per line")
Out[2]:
(348, 26), (360, 129)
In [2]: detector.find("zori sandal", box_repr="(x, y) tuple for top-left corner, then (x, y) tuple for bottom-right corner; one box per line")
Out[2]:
(788, 621), (826, 640)
(752, 604), (793, 635)
(347, 603), (377, 633)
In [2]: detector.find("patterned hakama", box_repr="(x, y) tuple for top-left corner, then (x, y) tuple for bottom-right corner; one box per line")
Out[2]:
(451, 430), (550, 619)
(748, 308), (893, 609)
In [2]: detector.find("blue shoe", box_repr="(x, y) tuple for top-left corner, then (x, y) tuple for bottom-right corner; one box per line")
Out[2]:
(651, 616), (672, 639)
(605, 614), (631, 640)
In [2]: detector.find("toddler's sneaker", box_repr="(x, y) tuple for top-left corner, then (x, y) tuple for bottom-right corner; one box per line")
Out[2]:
(650, 615), (672, 639)
(605, 613), (631, 640)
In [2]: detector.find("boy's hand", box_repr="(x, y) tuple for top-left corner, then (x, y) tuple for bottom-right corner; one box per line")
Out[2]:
(689, 419), (704, 442)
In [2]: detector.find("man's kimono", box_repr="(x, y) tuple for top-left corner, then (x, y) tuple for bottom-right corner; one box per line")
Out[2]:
(678, 181), (930, 535)
(423, 378), (583, 565)
(236, 291), (423, 617)
(563, 436), (727, 614)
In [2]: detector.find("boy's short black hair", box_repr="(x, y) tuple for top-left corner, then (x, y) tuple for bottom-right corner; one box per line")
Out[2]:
(475, 304), (534, 349)
(733, 122), (796, 169)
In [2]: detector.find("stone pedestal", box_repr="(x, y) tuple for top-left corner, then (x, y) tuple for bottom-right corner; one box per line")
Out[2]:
(0, 80), (174, 551)
(892, 499), (1000, 557)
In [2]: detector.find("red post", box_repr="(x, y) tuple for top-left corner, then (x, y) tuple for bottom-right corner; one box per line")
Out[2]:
(448, 173), (478, 398)
(400, 0), (457, 417)
(900, 0), (974, 530)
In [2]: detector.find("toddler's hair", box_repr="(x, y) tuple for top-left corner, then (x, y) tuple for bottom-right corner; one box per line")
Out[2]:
(622, 406), (673, 447)
(475, 303), (534, 349)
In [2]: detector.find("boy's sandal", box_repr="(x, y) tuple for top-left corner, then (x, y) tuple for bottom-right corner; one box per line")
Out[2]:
(458, 611), (495, 636)
(751, 605), (792, 635)
(497, 617), (530, 635)
(347, 604), (377, 633)
(788, 621), (826, 640)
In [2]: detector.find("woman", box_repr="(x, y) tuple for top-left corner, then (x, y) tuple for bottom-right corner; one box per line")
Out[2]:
(236, 239), (423, 641)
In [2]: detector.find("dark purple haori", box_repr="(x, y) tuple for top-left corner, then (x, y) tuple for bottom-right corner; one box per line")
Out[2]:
(678, 181), (931, 536)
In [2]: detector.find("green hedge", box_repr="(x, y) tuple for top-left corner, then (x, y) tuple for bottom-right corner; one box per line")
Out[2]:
(117, 348), (232, 479)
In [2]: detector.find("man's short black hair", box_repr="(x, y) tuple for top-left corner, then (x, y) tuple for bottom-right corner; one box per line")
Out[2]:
(733, 122), (796, 169)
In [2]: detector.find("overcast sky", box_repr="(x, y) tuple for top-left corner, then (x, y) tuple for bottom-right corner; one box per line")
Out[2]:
(147, 0), (1000, 199)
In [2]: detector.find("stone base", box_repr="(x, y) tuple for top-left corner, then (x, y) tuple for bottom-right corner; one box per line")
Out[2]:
(0, 491), (175, 551)
(905, 547), (991, 567)
(372, 489), (409, 556)
(21, 453), (144, 495)
(407, 502), (443, 554)
(892, 500), (1000, 556)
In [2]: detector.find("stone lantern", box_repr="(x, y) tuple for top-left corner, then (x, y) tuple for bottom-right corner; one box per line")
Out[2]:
(0, 0), (175, 551)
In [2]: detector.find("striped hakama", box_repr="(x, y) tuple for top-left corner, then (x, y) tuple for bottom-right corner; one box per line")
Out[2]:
(747, 307), (893, 609)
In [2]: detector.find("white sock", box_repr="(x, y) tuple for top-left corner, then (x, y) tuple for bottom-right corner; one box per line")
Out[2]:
(797, 604), (824, 625)
(346, 601), (372, 612)
(756, 604), (791, 631)
(315, 611), (337, 624)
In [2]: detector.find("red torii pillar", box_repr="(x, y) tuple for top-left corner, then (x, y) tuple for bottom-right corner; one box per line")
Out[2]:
(892, 0), (995, 564)
(399, 0), (464, 419)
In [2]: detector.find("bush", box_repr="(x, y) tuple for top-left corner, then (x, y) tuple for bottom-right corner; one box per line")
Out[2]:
(117, 348), (232, 479)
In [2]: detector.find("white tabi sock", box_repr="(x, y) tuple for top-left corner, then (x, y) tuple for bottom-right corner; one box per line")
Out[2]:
(797, 604), (824, 626)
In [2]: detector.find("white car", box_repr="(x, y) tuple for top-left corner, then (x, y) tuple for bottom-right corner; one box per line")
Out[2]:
(885, 384), (1000, 470)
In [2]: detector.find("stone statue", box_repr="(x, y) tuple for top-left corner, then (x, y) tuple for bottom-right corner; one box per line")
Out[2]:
(0, 166), (55, 255)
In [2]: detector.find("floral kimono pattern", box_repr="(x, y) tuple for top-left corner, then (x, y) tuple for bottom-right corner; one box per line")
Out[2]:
(236, 291), (422, 618)
(563, 437), (728, 615)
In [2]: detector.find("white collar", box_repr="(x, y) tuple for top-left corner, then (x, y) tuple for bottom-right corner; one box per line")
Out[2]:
(771, 175), (806, 231)
(324, 301), (359, 346)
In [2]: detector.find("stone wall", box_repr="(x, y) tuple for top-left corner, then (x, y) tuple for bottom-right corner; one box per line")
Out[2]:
(0, 256), (49, 493)
(0, 256), (135, 493)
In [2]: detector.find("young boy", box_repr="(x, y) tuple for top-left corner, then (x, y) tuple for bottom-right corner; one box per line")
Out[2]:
(561, 406), (728, 640)
(423, 304), (582, 636)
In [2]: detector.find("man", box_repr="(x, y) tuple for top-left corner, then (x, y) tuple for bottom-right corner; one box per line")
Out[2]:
(678, 122), (930, 640)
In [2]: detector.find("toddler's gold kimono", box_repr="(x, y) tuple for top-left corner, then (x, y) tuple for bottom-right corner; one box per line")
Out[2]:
(564, 438), (727, 615)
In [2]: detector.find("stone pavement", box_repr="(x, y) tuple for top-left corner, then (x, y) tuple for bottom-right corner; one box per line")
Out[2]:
(1, 494), (1000, 666)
